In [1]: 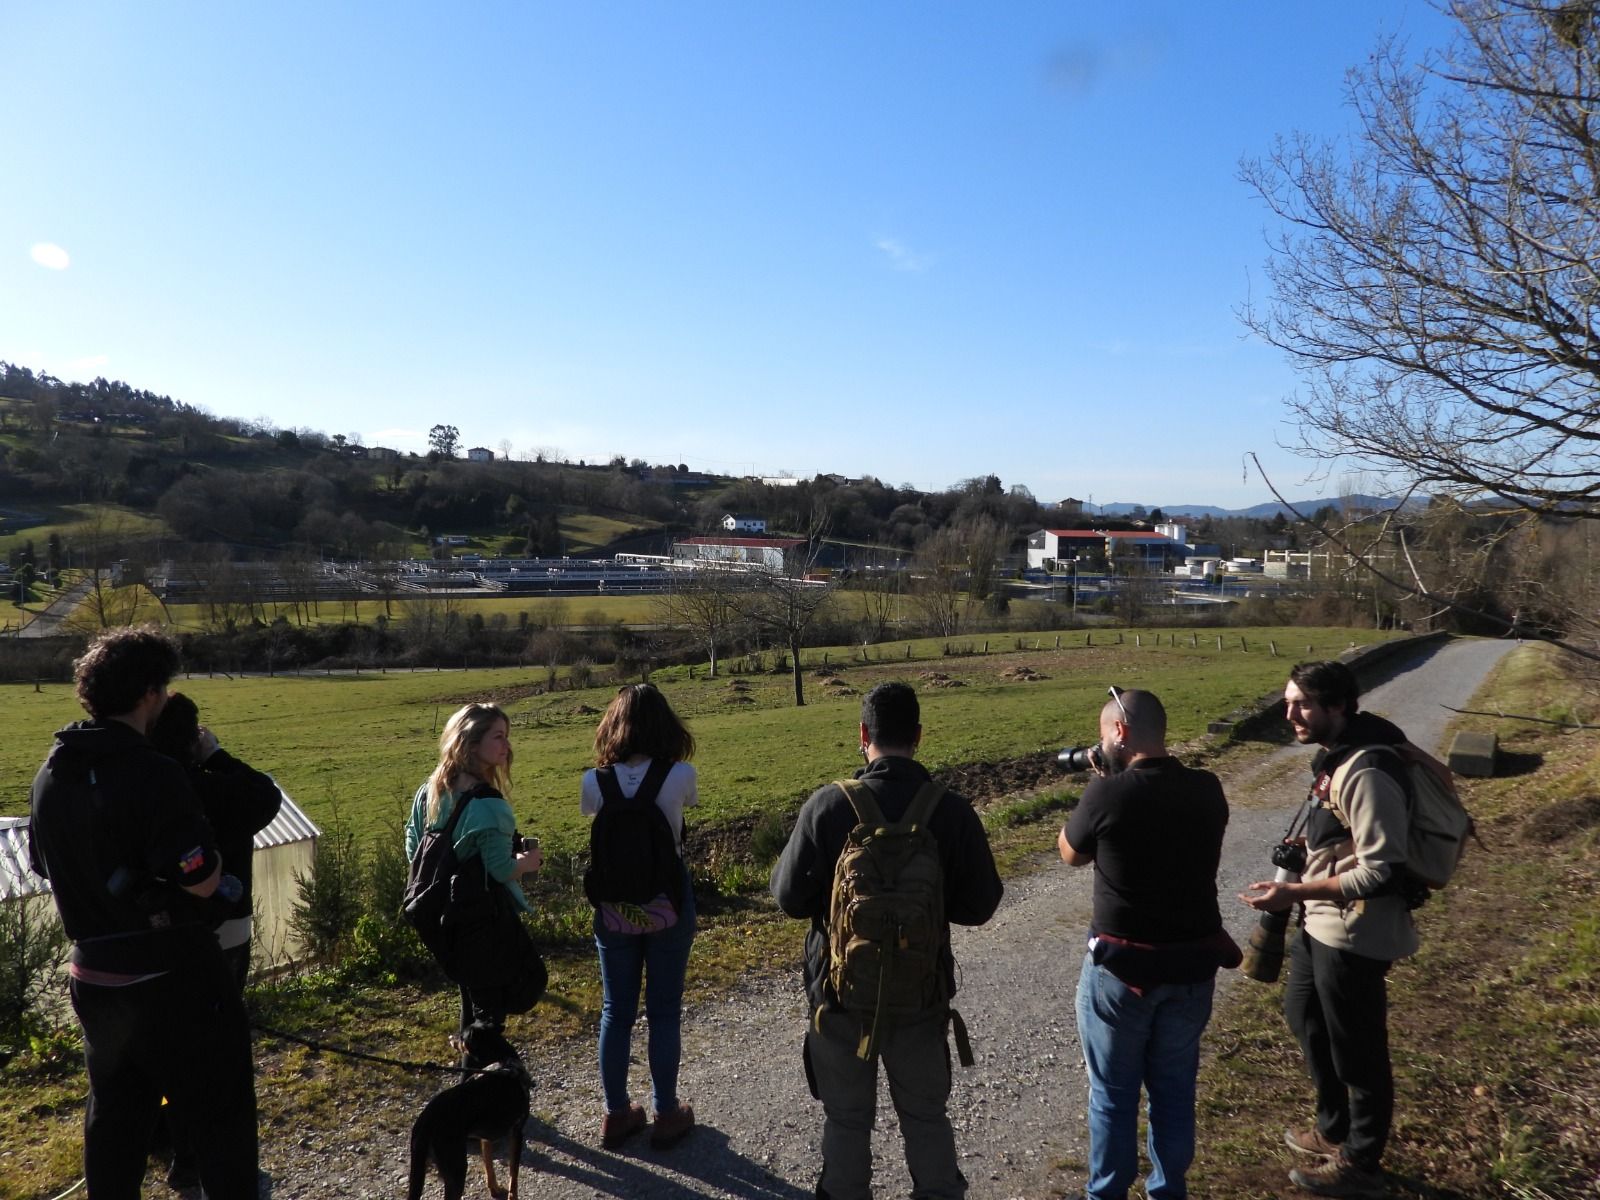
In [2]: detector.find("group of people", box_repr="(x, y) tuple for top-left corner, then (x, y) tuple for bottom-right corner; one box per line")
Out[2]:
(405, 683), (701, 1151)
(1058, 660), (1434, 1200)
(29, 624), (1429, 1200)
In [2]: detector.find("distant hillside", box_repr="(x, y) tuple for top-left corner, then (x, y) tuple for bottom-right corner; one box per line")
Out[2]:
(1094, 494), (1407, 520)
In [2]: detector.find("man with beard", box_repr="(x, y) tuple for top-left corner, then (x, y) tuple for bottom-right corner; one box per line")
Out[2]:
(1241, 660), (1425, 1199)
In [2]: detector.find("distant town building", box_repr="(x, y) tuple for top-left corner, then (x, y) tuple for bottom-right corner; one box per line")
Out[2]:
(760, 476), (803, 488)
(721, 514), (767, 533)
(466, 447), (494, 463)
(671, 536), (805, 572)
(1026, 529), (1188, 571)
(368, 446), (400, 461)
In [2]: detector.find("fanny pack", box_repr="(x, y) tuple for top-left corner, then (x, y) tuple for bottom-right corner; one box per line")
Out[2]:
(1089, 927), (1243, 994)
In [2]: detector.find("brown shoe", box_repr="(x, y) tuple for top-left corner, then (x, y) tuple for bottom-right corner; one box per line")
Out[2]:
(1289, 1154), (1386, 1197)
(600, 1103), (647, 1148)
(649, 1102), (695, 1149)
(1284, 1127), (1344, 1157)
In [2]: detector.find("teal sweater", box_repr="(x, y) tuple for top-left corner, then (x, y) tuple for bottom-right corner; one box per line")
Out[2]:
(405, 782), (533, 915)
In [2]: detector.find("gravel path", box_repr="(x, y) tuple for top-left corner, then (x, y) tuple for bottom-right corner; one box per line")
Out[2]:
(258, 637), (1516, 1200)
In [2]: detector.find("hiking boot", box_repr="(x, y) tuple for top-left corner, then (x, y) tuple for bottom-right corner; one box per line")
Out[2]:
(164, 1157), (200, 1190)
(600, 1103), (647, 1148)
(1284, 1127), (1345, 1157)
(649, 1102), (695, 1149)
(1289, 1154), (1387, 1197)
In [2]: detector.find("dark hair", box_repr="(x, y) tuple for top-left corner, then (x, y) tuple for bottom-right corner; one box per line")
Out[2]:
(861, 682), (920, 750)
(1288, 660), (1361, 719)
(593, 684), (695, 766)
(73, 625), (182, 719)
(148, 691), (201, 761)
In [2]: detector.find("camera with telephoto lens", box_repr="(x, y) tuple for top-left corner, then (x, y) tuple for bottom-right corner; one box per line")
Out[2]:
(1240, 840), (1310, 984)
(1056, 744), (1106, 773)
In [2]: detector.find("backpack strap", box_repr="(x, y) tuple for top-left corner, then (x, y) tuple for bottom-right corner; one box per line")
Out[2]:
(835, 778), (884, 827)
(903, 781), (946, 829)
(596, 759), (675, 809)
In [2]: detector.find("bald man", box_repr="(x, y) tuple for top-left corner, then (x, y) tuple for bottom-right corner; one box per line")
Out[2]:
(1058, 688), (1235, 1200)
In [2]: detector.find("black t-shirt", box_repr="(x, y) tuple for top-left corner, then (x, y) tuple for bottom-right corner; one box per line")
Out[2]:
(1063, 756), (1228, 944)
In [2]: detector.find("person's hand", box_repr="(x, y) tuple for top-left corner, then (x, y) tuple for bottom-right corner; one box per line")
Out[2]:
(515, 842), (543, 878)
(193, 726), (220, 763)
(1239, 880), (1297, 912)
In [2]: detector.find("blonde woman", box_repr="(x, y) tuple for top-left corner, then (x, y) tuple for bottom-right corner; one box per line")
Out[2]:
(581, 684), (699, 1150)
(406, 703), (545, 1036)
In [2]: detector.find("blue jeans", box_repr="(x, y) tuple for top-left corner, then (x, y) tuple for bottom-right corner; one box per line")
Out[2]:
(594, 884), (696, 1114)
(1075, 952), (1215, 1200)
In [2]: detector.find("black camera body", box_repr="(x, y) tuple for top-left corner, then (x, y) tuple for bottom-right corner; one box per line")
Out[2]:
(1056, 745), (1105, 773)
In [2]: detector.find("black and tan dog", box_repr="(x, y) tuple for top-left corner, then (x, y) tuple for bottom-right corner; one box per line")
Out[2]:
(407, 1024), (532, 1200)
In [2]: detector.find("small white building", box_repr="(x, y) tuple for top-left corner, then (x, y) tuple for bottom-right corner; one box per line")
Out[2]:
(721, 514), (767, 534)
(466, 447), (494, 463)
(1, 788), (321, 972)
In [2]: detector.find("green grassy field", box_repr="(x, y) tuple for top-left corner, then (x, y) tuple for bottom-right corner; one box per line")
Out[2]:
(1, 625), (1393, 855)
(0, 502), (171, 557)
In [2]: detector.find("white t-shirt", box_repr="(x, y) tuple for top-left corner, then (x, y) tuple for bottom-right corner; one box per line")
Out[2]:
(580, 757), (698, 853)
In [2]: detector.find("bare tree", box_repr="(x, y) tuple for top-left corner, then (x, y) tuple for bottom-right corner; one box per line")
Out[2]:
(1243, 1), (1600, 522)
(724, 521), (838, 706)
(653, 567), (738, 678)
(909, 526), (965, 637)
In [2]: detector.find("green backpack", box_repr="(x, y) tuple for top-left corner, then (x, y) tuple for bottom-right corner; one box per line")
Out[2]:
(820, 778), (972, 1064)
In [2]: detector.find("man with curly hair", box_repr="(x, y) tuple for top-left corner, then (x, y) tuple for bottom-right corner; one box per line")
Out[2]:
(29, 625), (259, 1199)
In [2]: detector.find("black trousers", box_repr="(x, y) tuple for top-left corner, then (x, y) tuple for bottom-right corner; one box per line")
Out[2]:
(72, 963), (258, 1200)
(1284, 930), (1394, 1169)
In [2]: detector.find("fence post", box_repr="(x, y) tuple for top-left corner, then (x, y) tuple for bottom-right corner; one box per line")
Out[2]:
(1240, 635), (1248, 652)
(1270, 640), (1278, 657)
(1216, 636), (1223, 651)
(1191, 633), (1198, 647)
(1135, 634), (1141, 647)
(1055, 635), (1061, 649)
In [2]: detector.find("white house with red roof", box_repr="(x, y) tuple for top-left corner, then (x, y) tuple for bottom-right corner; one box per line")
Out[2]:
(1027, 528), (1188, 571)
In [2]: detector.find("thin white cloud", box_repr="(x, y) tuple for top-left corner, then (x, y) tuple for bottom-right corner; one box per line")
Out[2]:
(68, 354), (109, 373)
(874, 236), (932, 273)
(31, 243), (71, 270)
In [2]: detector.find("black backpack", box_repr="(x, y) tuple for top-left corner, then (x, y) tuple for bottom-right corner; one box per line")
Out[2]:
(583, 759), (684, 911)
(402, 784), (493, 960)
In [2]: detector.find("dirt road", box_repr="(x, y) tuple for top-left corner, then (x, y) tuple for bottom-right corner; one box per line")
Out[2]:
(258, 636), (1516, 1200)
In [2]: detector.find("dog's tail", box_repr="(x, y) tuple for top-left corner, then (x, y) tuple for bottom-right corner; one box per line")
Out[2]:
(407, 1114), (431, 1200)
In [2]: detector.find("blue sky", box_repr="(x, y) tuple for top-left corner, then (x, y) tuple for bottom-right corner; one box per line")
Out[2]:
(2, 2), (1456, 510)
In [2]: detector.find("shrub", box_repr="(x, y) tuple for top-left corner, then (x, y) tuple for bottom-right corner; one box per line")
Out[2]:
(290, 812), (363, 965)
(0, 900), (68, 1063)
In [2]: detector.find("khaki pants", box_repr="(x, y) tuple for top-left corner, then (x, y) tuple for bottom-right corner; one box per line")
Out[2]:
(805, 1007), (965, 1200)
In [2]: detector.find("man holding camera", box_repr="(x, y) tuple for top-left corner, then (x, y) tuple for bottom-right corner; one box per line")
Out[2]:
(1058, 687), (1234, 1200)
(28, 626), (259, 1200)
(1240, 661), (1418, 1199)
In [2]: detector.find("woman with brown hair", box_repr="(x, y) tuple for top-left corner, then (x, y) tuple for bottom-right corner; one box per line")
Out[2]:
(406, 703), (545, 1037)
(581, 684), (698, 1150)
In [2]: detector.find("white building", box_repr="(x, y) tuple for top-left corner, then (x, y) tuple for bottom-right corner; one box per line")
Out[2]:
(721, 514), (767, 533)
(466, 447), (494, 463)
(1, 789), (321, 971)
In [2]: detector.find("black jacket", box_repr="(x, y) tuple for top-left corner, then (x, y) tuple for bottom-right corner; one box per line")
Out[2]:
(188, 749), (283, 922)
(770, 755), (1004, 1012)
(29, 720), (221, 974)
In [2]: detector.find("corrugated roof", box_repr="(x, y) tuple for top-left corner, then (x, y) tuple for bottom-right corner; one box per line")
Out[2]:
(0, 786), (319, 902)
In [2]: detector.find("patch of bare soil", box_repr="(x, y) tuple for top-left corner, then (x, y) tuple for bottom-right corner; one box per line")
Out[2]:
(998, 665), (1048, 682)
(1519, 794), (1600, 843)
(933, 751), (1063, 806)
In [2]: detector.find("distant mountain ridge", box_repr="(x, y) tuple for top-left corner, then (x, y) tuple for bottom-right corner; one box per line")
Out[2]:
(1088, 494), (1407, 520)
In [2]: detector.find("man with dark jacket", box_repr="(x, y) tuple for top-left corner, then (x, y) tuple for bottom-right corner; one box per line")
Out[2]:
(29, 626), (259, 1200)
(771, 682), (1003, 1200)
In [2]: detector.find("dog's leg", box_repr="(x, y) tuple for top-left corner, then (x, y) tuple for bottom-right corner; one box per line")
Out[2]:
(508, 1116), (526, 1200)
(480, 1138), (506, 1200)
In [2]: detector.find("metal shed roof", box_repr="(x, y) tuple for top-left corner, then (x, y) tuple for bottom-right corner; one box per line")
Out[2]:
(0, 785), (319, 902)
